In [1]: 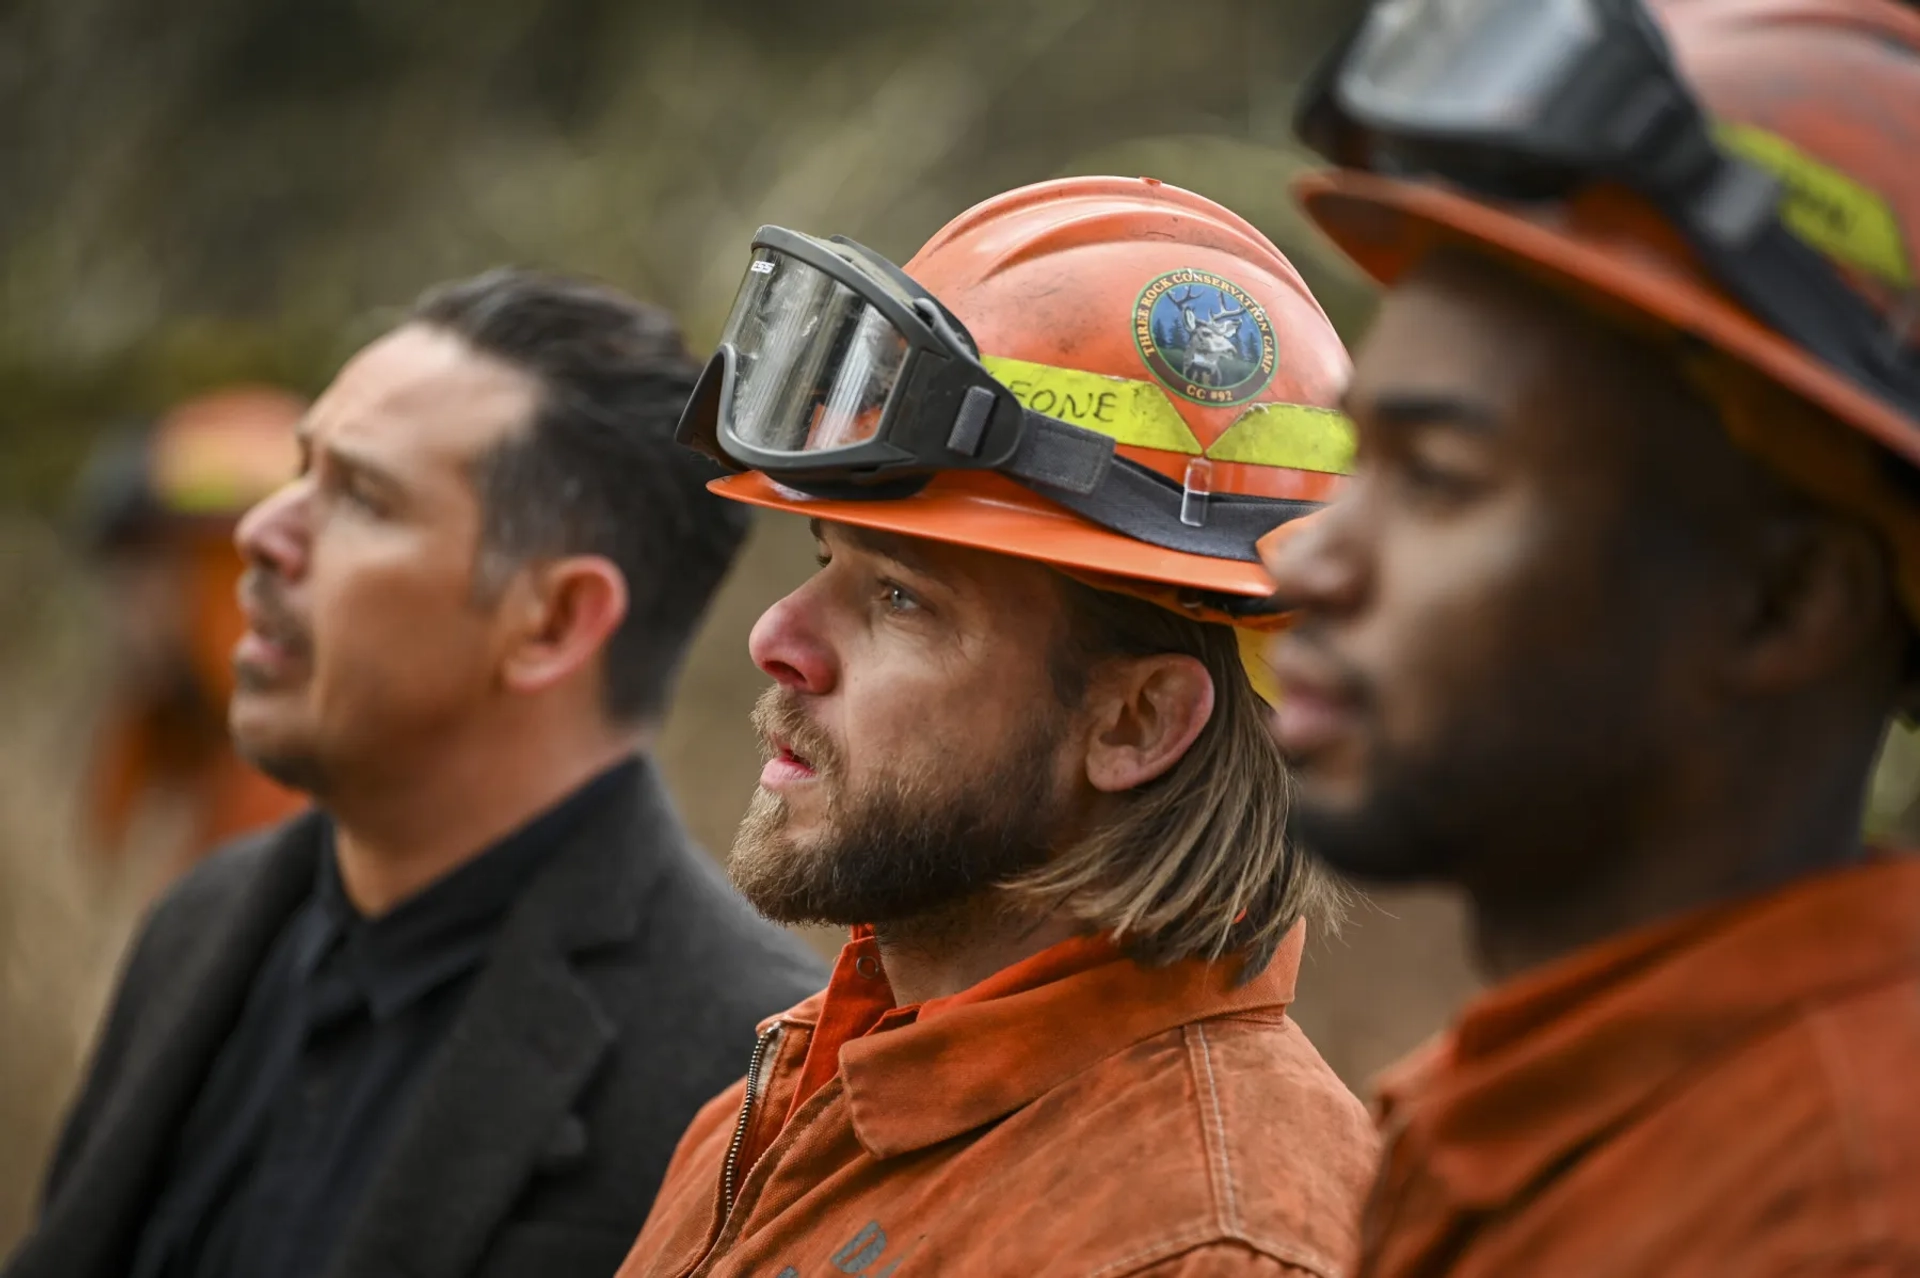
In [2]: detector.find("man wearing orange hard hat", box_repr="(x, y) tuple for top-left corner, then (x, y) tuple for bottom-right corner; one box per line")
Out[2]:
(74, 387), (308, 879)
(1262, 0), (1920, 1272)
(616, 176), (1377, 1278)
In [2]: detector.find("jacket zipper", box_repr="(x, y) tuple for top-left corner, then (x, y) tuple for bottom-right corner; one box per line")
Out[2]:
(720, 1023), (781, 1219)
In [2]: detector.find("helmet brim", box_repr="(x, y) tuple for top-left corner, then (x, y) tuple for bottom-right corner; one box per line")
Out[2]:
(1297, 168), (1920, 469)
(709, 470), (1279, 599)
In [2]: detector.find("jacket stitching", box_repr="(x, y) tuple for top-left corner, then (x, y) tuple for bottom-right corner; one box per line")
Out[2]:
(1191, 1022), (1239, 1234)
(1082, 1226), (1342, 1278)
(1083, 1225), (1219, 1277)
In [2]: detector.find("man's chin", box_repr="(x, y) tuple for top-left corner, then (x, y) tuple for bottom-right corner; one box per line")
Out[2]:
(725, 826), (953, 929)
(230, 719), (328, 797)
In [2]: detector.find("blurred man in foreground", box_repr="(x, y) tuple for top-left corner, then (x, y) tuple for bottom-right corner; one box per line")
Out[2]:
(73, 389), (308, 878)
(1264, 0), (1920, 1273)
(619, 177), (1375, 1278)
(7, 269), (826, 1278)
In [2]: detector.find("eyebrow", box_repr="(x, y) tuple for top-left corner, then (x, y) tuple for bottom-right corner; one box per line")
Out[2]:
(809, 518), (937, 575)
(1345, 389), (1502, 434)
(296, 426), (408, 500)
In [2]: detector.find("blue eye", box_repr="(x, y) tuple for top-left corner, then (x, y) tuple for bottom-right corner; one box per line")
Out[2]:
(882, 582), (920, 613)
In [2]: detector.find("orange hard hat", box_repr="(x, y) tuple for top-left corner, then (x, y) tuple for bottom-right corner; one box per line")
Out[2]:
(714, 176), (1355, 632)
(1299, 0), (1920, 466)
(150, 386), (305, 520)
(75, 386), (305, 552)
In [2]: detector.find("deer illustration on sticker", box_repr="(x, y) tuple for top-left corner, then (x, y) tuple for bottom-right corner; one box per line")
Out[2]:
(1133, 269), (1278, 408)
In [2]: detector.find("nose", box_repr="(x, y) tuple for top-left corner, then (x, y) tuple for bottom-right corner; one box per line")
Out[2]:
(235, 480), (311, 581)
(1259, 495), (1369, 619)
(748, 584), (838, 695)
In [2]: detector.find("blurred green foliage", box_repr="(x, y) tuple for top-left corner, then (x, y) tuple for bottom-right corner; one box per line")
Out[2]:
(0, 0), (1374, 511)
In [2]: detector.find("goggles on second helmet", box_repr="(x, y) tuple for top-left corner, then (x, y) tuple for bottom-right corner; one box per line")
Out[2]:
(676, 225), (1316, 565)
(1297, 0), (1920, 426)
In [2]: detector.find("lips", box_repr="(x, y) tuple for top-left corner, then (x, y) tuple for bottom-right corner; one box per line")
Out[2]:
(759, 736), (819, 790)
(234, 570), (311, 683)
(749, 683), (840, 793)
(1265, 635), (1363, 760)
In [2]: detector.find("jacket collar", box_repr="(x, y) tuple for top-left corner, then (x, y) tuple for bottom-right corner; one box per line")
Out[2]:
(323, 755), (671, 1278)
(824, 925), (1305, 1159)
(1381, 855), (1920, 1213)
(311, 757), (638, 1020)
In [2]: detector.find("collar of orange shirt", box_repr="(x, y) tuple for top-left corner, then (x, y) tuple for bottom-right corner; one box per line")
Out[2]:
(767, 921), (1305, 1160)
(1376, 854), (1920, 1210)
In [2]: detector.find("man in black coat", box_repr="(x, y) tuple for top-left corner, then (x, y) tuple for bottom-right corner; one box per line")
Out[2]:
(4, 269), (827, 1278)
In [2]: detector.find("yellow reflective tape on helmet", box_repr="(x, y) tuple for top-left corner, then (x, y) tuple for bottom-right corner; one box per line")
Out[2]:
(983, 355), (1203, 454)
(984, 354), (1353, 473)
(1716, 122), (1914, 289)
(1206, 403), (1354, 475)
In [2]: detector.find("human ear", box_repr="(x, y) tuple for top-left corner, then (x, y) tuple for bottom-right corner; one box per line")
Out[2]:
(1081, 653), (1215, 793)
(497, 555), (629, 697)
(1729, 510), (1901, 698)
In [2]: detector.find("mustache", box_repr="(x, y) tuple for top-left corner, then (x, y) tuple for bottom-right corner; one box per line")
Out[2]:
(750, 685), (841, 776)
(237, 567), (312, 657)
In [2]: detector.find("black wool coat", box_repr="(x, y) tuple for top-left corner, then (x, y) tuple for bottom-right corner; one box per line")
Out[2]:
(3, 759), (827, 1278)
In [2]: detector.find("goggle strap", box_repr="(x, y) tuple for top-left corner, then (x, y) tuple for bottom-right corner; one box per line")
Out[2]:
(998, 404), (1316, 560)
(1024, 452), (1317, 563)
(1703, 205), (1920, 413)
(1002, 410), (1117, 496)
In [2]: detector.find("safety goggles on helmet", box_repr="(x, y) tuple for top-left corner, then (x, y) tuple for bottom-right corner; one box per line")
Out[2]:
(1297, 0), (1920, 425)
(677, 225), (1316, 565)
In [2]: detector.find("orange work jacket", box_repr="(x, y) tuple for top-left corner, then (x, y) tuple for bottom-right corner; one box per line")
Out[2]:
(618, 925), (1376, 1278)
(1359, 856), (1920, 1277)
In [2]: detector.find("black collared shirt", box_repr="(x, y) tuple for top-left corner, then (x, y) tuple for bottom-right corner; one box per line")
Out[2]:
(129, 757), (640, 1278)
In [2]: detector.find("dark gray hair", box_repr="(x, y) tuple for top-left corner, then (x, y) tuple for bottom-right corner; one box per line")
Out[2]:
(413, 267), (749, 723)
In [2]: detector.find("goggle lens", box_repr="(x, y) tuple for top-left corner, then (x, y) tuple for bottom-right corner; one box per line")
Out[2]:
(1342, 0), (1603, 134)
(718, 248), (911, 456)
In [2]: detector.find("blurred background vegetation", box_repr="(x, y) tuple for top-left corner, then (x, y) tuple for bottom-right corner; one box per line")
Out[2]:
(3, 0), (1917, 1253)
(0, 0), (1381, 505)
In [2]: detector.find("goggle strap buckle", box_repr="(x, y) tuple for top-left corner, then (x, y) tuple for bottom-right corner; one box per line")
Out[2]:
(946, 386), (997, 457)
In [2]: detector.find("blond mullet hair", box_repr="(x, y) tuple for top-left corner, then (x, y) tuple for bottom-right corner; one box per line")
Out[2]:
(1007, 576), (1348, 981)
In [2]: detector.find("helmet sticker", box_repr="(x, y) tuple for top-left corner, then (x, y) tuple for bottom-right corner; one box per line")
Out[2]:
(1134, 269), (1278, 408)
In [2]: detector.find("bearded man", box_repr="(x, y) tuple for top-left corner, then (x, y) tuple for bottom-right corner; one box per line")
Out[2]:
(614, 177), (1379, 1278)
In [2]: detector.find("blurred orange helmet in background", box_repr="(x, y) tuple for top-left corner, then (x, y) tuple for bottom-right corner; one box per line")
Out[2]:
(148, 385), (305, 521)
(147, 387), (304, 701)
(78, 386), (307, 867)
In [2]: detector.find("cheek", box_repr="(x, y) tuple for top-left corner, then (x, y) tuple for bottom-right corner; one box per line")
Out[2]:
(1365, 497), (1589, 748)
(834, 662), (958, 780)
(833, 643), (1048, 785)
(308, 527), (495, 705)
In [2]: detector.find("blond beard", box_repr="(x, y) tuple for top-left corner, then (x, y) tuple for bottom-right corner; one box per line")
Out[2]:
(727, 690), (1068, 926)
